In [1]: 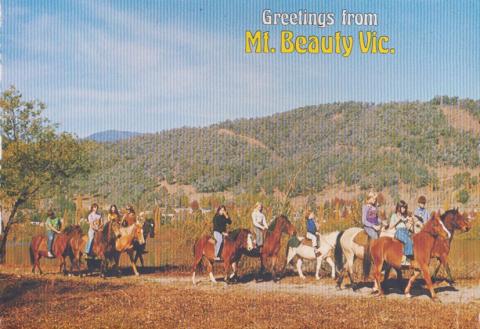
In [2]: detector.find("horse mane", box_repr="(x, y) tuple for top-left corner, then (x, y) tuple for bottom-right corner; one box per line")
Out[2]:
(268, 215), (289, 232)
(63, 225), (82, 235)
(441, 209), (458, 221)
(102, 222), (111, 240)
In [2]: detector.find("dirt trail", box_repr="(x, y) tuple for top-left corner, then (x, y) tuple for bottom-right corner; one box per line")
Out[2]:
(144, 275), (480, 305)
(218, 128), (282, 161)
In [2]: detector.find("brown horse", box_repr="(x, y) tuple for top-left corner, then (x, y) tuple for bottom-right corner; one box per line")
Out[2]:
(86, 221), (118, 277)
(255, 215), (297, 282)
(29, 225), (83, 275)
(370, 212), (451, 300)
(431, 209), (472, 283)
(192, 228), (254, 285)
(69, 231), (88, 273)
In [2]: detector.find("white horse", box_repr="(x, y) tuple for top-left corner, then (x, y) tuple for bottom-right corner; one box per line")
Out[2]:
(286, 231), (340, 280)
(335, 216), (424, 290)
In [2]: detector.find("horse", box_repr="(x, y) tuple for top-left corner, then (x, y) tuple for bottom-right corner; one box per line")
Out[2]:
(252, 215), (297, 282)
(134, 218), (155, 267)
(334, 213), (422, 290)
(111, 222), (146, 276)
(370, 212), (451, 300)
(87, 221), (118, 277)
(29, 225), (83, 275)
(430, 209), (472, 283)
(68, 230), (88, 274)
(192, 228), (254, 285)
(286, 231), (340, 280)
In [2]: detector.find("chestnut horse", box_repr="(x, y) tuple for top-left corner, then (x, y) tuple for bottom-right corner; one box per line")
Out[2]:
(192, 228), (254, 285)
(370, 212), (451, 300)
(255, 215), (297, 282)
(29, 225), (83, 275)
(431, 209), (472, 283)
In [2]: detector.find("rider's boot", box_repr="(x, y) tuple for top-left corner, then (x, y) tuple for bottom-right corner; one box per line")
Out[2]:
(401, 255), (410, 266)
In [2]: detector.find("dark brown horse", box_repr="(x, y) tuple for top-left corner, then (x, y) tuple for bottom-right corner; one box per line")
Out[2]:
(431, 209), (472, 283)
(29, 225), (83, 275)
(370, 212), (451, 300)
(88, 221), (117, 277)
(253, 215), (297, 282)
(192, 228), (254, 285)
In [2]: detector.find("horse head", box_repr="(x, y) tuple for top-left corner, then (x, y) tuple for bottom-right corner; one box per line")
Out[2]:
(143, 218), (155, 239)
(428, 212), (451, 239)
(134, 223), (146, 245)
(277, 215), (296, 236)
(231, 229), (254, 251)
(442, 209), (472, 233)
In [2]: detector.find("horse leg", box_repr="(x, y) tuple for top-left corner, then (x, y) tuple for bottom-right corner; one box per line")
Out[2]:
(344, 250), (356, 290)
(315, 254), (325, 280)
(296, 258), (305, 279)
(432, 260), (442, 281)
(286, 247), (296, 267)
(271, 256), (279, 282)
(127, 250), (140, 276)
(229, 263), (237, 281)
(325, 256), (336, 279)
(59, 256), (67, 275)
(191, 252), (204, 285)
(404, 269), (421, 298)
(421, 264), (437, 300)
(445, 262), (455, 284)
(206, 259), (217, 283)
(224, 259), (231, 282)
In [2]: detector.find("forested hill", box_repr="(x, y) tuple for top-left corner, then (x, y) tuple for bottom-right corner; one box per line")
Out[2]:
(73, 98), (480, 205)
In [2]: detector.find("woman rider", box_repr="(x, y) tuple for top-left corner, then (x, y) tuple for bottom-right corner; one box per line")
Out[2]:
(306, 211), (321, 255)
(388, 200), (413, 266)
(45, 210), (62, 258)
(252, 202), (268, 251)
(108, 204), (122, 237)
(122, 205), (137, 227)
(84, 203), (103, 257)
(212, 205), (232, 260)
(362, 192), (381, 239)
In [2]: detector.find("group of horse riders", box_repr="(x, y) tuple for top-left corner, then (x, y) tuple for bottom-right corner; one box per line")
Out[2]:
(211, 201), (322, 261)
(362, 191), (431, 266)
(211, 192), (432, 267)
(44, 203), (139, 259)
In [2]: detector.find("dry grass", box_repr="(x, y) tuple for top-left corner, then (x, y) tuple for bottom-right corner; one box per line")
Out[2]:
(0, 273), (479, 329)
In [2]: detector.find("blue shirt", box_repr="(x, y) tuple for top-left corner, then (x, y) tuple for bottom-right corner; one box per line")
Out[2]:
(306, 219), (317, 234)
(414, 207), (430, 223)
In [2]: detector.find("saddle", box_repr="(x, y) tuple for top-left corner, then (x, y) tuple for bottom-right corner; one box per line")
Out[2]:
(353, 230), (369, 247)
(301, 238), (314, 247)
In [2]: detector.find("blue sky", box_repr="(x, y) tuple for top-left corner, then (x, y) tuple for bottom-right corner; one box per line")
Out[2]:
(2, 1), (479, 137)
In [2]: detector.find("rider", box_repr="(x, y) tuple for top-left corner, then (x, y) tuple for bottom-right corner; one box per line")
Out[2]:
(108, 204), (122, 237)
(389, 200), (414, 266)
(306, 212), (321, 254)
(362, 192), (381, 240)
(414, 196), (430, 223)
(122, 205), (137, 227)
(84, 203), (103, 257)
(252, 202), (268, 252)
(45, 210), (62, 258)
(212, 205), (231, 260)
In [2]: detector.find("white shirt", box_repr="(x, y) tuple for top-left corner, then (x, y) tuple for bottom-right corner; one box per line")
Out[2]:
(252, 210), (267, 230)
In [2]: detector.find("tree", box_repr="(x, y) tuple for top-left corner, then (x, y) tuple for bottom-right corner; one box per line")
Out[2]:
(0, 86), (90, 263)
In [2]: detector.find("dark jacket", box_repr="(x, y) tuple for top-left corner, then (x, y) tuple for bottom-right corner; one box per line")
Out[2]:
(213, 214), (231, 233)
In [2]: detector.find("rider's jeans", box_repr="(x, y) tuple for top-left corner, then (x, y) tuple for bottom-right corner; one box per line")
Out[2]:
(213, 231), (223, 257)
(306, 232), (318, 248)
(85, 228), (95, 254)
(47, 231), (55, 252)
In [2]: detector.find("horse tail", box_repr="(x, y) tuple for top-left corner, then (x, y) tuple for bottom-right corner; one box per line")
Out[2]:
(29, 242), (35, 265)
(363, 238), (372, 279)
(334, 231), (345, 272)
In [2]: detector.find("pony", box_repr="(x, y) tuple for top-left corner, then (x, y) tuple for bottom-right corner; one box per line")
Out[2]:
(134, 218), (155, 267)
(68, 230), (88, 274)
(29, 225), (83, 275)
(192, 228), (254, 285)
(254, 215), (297, 282)
(334, 214), (423, 290)
(431, 209), (472, 283)
(86, 221), (118, 277)
(286, 231), (340, 280)
(111, 222), (146, 276)
(370, 212), (451, 300)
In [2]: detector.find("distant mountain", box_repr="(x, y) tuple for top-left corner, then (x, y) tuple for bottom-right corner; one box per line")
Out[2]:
(85, 130), (142, 142)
